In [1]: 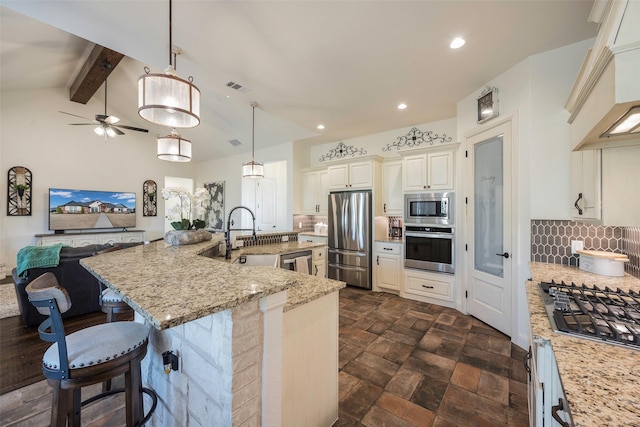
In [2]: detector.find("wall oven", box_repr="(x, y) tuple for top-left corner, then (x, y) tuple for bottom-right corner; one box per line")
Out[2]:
(404, 225), (454, 274)
(404, 192), (454, 226)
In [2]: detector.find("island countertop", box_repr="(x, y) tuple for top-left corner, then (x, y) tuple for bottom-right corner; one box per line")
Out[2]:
(81, 235), (345, 330)
(527, 262), (640, 426)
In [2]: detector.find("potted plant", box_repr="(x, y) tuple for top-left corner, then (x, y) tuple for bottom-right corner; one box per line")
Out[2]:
(13, 183), (29, 198)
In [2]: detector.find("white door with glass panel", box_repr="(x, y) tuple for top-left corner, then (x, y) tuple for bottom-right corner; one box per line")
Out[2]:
(466, 121), (512, 336)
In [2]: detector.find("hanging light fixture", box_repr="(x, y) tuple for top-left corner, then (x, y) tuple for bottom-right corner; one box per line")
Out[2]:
(157, 129), (192, 162)
(242, 102), (264, 178)
(138, 0), (200, 128)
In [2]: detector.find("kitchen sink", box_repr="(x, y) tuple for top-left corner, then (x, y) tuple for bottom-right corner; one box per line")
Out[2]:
(232, 254), (279, 267)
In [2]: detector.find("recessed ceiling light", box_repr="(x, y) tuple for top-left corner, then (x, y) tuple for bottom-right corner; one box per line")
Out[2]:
(397, 103), (407, 110)
(450, 37), (465, 49)
(317, 124), (325, 130)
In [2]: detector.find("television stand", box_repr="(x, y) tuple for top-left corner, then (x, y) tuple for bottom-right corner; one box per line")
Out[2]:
(35, 230), (145, 247)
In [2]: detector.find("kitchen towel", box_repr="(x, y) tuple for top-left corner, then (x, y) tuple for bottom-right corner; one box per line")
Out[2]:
(294, 256), (309, 274)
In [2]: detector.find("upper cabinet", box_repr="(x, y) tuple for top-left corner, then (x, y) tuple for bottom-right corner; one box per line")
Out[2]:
(327, 159), (381, 190)
(570, 150), (602, 221)
(601, 145), (640, 226)
(565, 0), (640, 151)
(302, 168), (329, 215)
(381, 160), (403, 216)
(403, 149), (454, 192)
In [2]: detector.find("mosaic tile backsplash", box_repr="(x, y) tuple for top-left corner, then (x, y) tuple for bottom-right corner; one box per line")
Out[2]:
(531, 220), (640, 279)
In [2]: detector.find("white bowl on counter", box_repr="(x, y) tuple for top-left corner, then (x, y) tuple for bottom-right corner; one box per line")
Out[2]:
(577, 250), (629, 277)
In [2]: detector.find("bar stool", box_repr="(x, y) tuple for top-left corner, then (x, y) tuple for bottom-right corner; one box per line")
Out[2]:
(26, 272), (157, 426)
(94, 246), (132, 322)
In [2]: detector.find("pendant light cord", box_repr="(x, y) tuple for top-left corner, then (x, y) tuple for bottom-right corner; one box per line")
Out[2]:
(169, 0), (173, 67)
(252, 104), (256, 161)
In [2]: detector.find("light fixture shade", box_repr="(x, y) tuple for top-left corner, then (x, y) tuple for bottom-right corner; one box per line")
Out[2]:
(157, 131), (192, 162)
(138, 66), (201, 128)
(242, 160), (264, 178)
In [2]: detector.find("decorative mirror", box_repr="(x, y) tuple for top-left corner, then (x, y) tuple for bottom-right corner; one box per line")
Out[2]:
(477, 86), (499, 124)
(143, 180), (157, 216)
(7, 166), (32, 216)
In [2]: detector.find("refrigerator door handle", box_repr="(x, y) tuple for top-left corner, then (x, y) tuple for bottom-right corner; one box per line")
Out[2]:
(328, 263), (368, 272)
(328, 248), (368, 257)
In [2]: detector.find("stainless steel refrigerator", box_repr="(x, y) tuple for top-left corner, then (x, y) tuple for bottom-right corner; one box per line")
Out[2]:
(328, 190), (372, 289)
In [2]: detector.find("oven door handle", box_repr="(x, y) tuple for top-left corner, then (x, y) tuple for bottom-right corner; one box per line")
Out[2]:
(405, 232), (454, 239)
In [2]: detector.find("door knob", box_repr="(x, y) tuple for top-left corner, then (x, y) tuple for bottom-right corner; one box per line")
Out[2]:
(496, 252), (510, 259)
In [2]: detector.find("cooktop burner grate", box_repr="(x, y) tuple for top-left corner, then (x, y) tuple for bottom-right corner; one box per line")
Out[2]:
(538, 281), (640, 350)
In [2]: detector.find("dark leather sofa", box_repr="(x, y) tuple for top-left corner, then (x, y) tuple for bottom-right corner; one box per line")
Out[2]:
(12, 242), (141, 327)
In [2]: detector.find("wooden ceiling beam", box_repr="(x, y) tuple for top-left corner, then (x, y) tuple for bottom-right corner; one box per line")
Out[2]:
(69, 45), (124, 104)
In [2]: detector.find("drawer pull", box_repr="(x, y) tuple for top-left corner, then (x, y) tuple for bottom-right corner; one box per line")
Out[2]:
(422, 285), (434, 289)
(383, 247), (393, 251)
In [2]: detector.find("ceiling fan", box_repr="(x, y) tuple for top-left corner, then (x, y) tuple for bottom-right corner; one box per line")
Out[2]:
(59, 61), (148, 140)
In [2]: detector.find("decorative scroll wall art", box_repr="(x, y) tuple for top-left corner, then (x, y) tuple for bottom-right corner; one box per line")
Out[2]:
(143, 180), (157, 217)
(7, 166), (32, 216)
(382, 127), (452, 152)
(204, 181), (225, 231)
(319, 142), (367, 162)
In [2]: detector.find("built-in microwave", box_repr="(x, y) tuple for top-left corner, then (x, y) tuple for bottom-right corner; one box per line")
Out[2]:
(404, 192), (454, 226)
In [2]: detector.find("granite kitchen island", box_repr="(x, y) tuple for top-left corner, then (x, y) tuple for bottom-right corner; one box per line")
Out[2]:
(81, 235), (345, 427)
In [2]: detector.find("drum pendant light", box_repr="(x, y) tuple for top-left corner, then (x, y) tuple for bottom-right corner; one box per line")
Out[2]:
(138, 0), (200, 128)
(242, 103), (264, 178)
(157, 129), (192, 162)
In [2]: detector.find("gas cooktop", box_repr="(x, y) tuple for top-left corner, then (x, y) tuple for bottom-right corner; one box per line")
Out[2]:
(538, 281), (640, 350)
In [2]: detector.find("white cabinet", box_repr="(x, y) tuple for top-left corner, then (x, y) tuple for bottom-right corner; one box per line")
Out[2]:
(312, 246), (327, 278)
(403, 150), (454, 192)
(403, 268), (453, 303)
(302, 169), (329, 215)
(382, 160), (403, 216)
(602, 145), (640, 226)
(327, 160), (380, 190)
(374, 241), (402, 293)
(529, 336), (572, 427)
(36, 231), (145, 247)
(570, 150), (601, 220)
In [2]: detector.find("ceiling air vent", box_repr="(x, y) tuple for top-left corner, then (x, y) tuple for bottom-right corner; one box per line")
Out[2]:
(225, 81), (249, 93)
(228, 139), (242, 147)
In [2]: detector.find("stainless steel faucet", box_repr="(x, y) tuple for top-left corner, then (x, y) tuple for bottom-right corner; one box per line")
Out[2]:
(225, 206), (257, 259)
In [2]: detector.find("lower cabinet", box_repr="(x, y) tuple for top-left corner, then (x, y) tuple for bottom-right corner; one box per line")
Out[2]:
(312, 246), (327, 278)
(403, 268), (453, 304)
(374, 241), (402, 293)
(36, 230), (145, 247)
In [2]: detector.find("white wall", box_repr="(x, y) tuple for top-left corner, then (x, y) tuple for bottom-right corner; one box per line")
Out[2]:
(0, 87), (196, 269)
(194, 141), (294, 230)
(456, 39), (592, 348)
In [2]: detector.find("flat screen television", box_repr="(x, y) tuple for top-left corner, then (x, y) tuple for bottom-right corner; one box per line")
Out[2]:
(49, 188), (136, 232)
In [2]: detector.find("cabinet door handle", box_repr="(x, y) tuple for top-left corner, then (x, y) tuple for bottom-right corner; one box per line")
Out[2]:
(551, 398), (570, 427)
(524, 347), (532, 380)
(315, 265), (319, 276)
(376, 255), (379, 265)
(574, 192), (583, 215)
(422, 285), (434, 289)
(384, 203), (386, 212)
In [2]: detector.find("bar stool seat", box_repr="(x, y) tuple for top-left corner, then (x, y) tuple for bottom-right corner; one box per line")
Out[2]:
(26, 272), (157, 426)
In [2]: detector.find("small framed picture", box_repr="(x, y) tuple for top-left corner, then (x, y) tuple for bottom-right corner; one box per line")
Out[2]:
(477, 87), (499, 124)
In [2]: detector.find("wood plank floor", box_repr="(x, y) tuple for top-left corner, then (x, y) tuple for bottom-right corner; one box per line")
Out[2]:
(0, 288), (529, 426)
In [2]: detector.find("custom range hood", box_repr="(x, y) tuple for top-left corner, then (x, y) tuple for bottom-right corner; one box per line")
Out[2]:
(565, 0), (640, 151)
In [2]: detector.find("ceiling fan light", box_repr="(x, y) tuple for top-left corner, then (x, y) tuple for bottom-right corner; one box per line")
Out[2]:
(242, 161), (264, 178)
(105, 127), (117, 138)
(94, 126), (105, 136)
(157, 131), (192, 162)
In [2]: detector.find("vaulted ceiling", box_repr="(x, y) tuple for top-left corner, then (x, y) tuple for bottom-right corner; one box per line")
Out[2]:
(1, 1), (597, 162)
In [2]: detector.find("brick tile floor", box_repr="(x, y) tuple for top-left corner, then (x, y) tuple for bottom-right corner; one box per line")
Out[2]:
(334, 287), (529, 427)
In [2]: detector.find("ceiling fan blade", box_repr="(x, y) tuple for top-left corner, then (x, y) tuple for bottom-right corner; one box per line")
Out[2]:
(109, 126), (125, 136)
(59, 111), (93, 121)
(69, 123), (97, 126)
(114, 124), (149, 133)
(104, 115), (120, 125)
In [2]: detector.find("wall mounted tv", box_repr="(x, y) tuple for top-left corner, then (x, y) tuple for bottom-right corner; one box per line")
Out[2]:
(49, 188), (136, 233)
